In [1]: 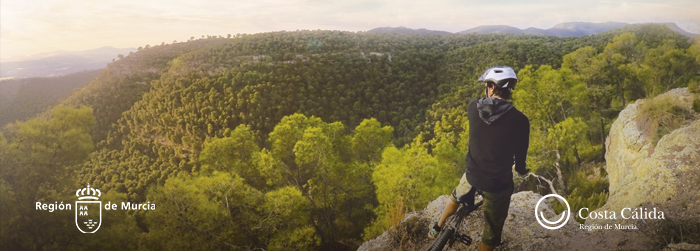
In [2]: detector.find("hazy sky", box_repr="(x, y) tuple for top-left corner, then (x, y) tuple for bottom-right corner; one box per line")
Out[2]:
(1, 0), (698, 59)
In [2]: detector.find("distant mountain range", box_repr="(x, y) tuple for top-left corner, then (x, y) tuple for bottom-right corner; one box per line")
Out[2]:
(368, 22), (697, 38)
(459, 21), (629, 37)
(2, 22), (695, 80)
(0, 46), (135, 79)
(366, 26), (452, 35)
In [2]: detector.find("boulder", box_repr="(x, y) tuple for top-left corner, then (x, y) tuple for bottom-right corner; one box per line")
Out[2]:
(590, 88), (700, 225)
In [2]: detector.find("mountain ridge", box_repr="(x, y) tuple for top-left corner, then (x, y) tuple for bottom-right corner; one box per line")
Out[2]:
(366, 26), (453, 35)
(367, 22), (697, 38)
(0, 46), (135, 63)
(0, 46), (135, 79)
(464, 22), (684, 36)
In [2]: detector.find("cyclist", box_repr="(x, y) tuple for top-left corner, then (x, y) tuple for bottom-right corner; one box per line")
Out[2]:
(428, 66), (530, 251)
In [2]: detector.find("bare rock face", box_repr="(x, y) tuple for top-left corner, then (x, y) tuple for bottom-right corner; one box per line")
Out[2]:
(358, 191), (651, 250)
(664, 242), (700, 251)
(590, 88), (700, 225)
(359, 192), (588, 251)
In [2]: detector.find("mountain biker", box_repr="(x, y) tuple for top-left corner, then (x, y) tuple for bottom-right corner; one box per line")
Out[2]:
(428, 66), (530, 251)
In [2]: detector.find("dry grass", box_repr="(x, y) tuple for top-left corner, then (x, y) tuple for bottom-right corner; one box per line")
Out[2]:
(389, 198), (407, 227)
(637, 94), (697, 146)
(639, 195), (700, 249)
(386, 214), (431, 251)
(639, 163), (700, 249)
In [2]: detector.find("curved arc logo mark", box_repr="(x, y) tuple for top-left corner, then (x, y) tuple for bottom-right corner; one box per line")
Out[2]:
(535, 194), (571, 230)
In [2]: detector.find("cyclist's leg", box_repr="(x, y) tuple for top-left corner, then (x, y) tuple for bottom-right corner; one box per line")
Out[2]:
(435, 199), (458, 236)
(480, 185), (513, 248)
(480, 242), (496, 251)
(430, 175), (466, 239)
(439, 173), (473, 227)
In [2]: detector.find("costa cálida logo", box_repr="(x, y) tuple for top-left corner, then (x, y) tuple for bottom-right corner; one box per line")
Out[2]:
(535, 194), (571, 230)
(75, 183), (102, 233)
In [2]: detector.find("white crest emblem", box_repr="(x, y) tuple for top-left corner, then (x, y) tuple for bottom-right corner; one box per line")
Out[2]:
(75, 183), (102, 233)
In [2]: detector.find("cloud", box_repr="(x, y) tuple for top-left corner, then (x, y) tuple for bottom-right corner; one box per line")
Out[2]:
(40, 0), (49, 11)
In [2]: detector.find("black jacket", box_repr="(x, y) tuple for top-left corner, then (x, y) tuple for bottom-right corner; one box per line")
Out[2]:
(464, 98), (530, 192)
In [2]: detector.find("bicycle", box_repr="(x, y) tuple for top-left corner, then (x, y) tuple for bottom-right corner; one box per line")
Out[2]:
(427, 189), (484, 251)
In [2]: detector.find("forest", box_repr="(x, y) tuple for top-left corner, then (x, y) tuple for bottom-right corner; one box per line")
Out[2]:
(1, 24), (699, 250)
(0, 69), (101, 126)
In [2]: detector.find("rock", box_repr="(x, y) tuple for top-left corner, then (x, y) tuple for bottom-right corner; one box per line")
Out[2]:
(359, 192), (589, 251)
(590, 88), (700, 225)
(357, 211), (432, 251)
(498, 192), (579, 250)
(664, 242), (700, 251)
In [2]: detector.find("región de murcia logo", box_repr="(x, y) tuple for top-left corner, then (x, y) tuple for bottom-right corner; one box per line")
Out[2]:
(75, 183), (102, 233)
(35, 183), (157, 233)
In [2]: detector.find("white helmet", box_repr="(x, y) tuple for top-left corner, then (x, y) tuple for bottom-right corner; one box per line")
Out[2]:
(478, 66), (518, 90)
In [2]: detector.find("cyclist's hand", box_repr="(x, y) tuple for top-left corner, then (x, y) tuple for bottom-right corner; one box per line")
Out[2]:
(513, 164), (529, 175)
(516, 168), (530, 176)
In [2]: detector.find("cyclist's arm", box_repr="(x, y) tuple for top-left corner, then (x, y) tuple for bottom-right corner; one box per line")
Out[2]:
(514, 116), (530, 175)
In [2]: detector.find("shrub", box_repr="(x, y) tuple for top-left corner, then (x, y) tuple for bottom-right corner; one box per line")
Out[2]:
(688, 78), (700, 94)
(639, 204), (700, 250)
(553, 164), (609, 223)
(640, 169), (700, 249)
(637, 94), (697, 146)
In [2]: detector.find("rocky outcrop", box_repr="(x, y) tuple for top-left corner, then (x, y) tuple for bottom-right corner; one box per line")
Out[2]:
(359, 88), (699, 250)
(664, 242), (700, 251)
(359, 192), (571, 251)
(359, 88), (700, 250)
(359, 192), (647, 250)
(590, 88), (700, 224)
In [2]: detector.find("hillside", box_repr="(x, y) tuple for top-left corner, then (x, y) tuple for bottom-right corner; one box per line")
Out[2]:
(1, 23), (698, 251)
(0, 69), (101, 126)
(73, 30), (619, 199)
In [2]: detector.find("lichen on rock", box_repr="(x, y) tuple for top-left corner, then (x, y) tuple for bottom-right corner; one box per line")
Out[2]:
(591, 88), (700, 225)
